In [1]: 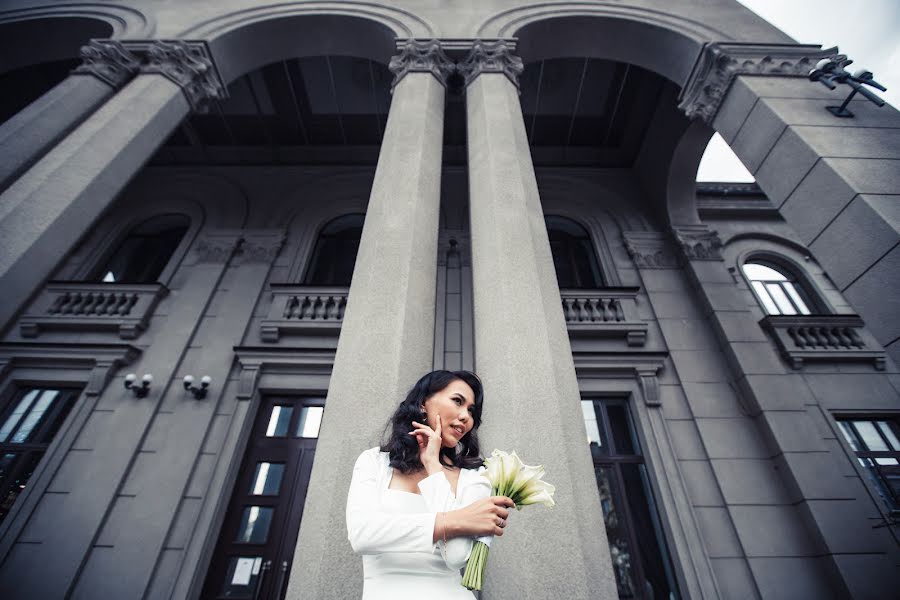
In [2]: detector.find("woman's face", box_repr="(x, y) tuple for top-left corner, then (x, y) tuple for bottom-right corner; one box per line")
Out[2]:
(422, 378), (476, 448)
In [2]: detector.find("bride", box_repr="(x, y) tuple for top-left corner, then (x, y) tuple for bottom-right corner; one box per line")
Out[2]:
(346, 370), (515, 599)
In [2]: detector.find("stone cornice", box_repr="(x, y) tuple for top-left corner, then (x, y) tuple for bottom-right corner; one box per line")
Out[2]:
(678, 42), (842, 123)
(142, 40), (227, 112)
(73, 40), (140, 89)
(458, 39), (524, 89)
(389, 39), (455, 90)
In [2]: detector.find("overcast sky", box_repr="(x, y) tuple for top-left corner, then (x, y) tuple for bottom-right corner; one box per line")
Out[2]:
(696, 0), (900, 181)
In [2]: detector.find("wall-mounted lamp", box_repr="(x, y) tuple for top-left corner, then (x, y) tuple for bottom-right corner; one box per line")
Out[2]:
(125, 373), (153, 398)
(808, 56), (887, 117)
(184, 375), (212, 399)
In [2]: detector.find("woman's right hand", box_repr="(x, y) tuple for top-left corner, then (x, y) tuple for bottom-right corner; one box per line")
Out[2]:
(447, 496), (516, 537)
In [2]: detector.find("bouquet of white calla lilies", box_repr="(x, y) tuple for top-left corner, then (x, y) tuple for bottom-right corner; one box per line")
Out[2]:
(461, 449), (556, 591)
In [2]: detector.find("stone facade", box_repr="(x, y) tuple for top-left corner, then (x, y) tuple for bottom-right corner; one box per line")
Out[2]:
(0, 1), (898, 599)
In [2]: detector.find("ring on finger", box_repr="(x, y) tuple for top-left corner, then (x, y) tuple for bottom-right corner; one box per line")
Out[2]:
(497, 518), (506, 528)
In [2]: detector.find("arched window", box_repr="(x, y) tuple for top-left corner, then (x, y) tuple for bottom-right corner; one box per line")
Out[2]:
(545, 215), (604, 288)
(742, 260), (814, 315)
(304, 214), (364, 286)
(93, 214), (190, 283)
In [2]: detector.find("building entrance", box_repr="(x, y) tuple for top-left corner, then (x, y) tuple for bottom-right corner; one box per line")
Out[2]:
(201, 396), (324, 600)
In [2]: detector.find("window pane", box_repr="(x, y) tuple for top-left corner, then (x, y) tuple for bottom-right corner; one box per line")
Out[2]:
(622, 463), (679, 600)
(838, 421), (860, 451)
(877, 422), (900, 451)
(0, 390), (39, 443)
(743, 263), (787, 282)
(606, 404), (636, 455)
(296, 406), (323, 438)
(265, 406), (293, 437)
(854, 421), (889, 451)
(236, 506), (274, 543)
(766, 283), (797, 315)
(751, 281), (780, 315)
(250, 462), (285, 496)
(581, 401), (602, 448)
(859, 458), (899, 511)
(783, 282), (811, 315)
(0, 451), (43, 524)
(95, 215), (189, 283)
(219, 556), (263, 599)
(595, 466), (638, 597)
(11, 390), (58, 443)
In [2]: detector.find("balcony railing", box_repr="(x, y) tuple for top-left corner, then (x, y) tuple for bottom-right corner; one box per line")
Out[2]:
(19, 282), (168, 340)
(761, 315), (886, 370)
(260, 285), (348, 342)
(561, 287), (648, 347)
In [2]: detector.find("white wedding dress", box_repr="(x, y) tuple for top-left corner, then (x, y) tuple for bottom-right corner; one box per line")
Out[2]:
(346, 447), (493, 600)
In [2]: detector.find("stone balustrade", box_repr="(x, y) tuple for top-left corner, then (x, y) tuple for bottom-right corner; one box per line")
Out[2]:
(761, 314), (886, 370)
(260, 285), (349, 342)
(561, 287), (648, 346)
(19, 281), (168, 339)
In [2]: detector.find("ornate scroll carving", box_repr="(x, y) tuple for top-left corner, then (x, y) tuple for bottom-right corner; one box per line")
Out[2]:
(671, 225), (723, 261)
(241, 232), (286, 264)
(458, 40), (524, 89)
(623, 232), (679, 269)
(74, 40), (140, 88)
(389, 39), (455, 90)
(144, 40), (226, 112)
(678, 42), (842, 123)
(194, 234), (240, 263)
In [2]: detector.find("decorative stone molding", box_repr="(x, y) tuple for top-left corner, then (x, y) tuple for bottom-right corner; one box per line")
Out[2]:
(671, 225), (724, 261)
(458, 39), (524, 89)
(623, 232), (679, 269)
(561, 288), (648, 347)
(240, 232), (286, 264)
(572, 353), (667, 407)
(678, 42), (842, 123)
(259, 285), (348, 342)
(74, 39), (140, 88)
(194, 233), (240, 263)
(234, 347), (335, 399)
(760, 315), (886, 370)
(389, 39), (455, 90)
(19, 282), (169, 340)
(0, 342), (140, 396)
(143, 40), (226, 112)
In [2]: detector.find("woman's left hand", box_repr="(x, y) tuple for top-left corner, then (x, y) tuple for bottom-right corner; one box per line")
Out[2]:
(410, 414), (443, 473)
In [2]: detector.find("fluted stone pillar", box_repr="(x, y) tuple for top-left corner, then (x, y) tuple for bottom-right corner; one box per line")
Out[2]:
(285, 40), (452, 600)
(462, 41), (618, 599)
(0, 40), (225, 333)
(0, 40), (139, 194)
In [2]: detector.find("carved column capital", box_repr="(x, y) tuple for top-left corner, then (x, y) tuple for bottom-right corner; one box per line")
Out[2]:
(678, 42), (842, 123)
(459, 39), (524, 89)
(240, 232), (286, 264)
(194, 233), (241, 263)
(389, 39), (455, 90)
(143, 40), (226, 112)
(671, 224), (724, 261)
(73, 39), (140, 89)
(623, 232), (680, 269)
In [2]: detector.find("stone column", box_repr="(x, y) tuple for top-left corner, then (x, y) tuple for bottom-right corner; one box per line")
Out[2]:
(461, 40), (618, 599)
(0, 40), (225, 333)
(285, 40), (452, 600)
(679, 42), (900, 366)
(0, 40), (140, 194)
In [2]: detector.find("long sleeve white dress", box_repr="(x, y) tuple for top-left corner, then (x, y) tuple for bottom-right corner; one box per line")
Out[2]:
(346, 447), (493, 599)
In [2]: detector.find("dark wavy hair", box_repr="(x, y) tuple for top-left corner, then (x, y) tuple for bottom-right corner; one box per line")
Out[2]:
(381, 370), (484, 474)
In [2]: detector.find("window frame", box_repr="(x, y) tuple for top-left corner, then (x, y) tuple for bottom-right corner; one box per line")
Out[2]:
(88, 213), (191, 284)
(739, 253), (827, 316)
(545, 214), (606, 289)
(582, 397), (680, 600)
(301, 213), (365, 287)
(834, 414), (900, 516)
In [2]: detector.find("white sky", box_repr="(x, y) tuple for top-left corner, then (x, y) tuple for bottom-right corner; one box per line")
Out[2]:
(696, 0), (900, 182)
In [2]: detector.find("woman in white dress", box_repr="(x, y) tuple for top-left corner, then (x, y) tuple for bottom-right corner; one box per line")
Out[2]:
(346, 370), (515, 599)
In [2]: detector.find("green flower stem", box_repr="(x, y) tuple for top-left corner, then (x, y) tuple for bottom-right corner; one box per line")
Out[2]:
(461, 541), (490, 590)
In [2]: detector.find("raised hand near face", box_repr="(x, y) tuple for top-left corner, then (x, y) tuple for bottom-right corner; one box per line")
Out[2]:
(410, 413), (443, 473)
